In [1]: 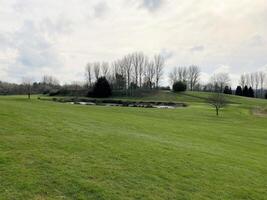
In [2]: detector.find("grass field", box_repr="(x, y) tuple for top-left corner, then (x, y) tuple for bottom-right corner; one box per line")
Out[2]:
(0, 92), (267, 200)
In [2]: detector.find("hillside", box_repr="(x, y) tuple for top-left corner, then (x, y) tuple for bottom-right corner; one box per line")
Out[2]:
(0, 92), (267, 199)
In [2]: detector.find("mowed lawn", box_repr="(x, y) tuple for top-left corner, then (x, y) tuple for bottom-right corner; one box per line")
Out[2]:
(0, 94), (267, 200)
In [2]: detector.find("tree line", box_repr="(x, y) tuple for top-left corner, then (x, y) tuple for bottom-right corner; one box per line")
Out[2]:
(0, 53), (267, 99)
(84, 52), (165, 96)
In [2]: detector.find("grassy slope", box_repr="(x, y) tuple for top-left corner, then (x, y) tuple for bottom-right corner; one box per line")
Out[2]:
(0, 92), (267, 200)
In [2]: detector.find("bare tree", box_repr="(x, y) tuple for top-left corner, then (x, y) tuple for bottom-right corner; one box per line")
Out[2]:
(42, 75), (59, 86)
(111, 60), (126, 90)
(208, 92), (228, 116)
(239, 74), (246, 89)
(93, 62), (101, 80)
(85, 63), (93, 88)
(154, 54), (165, 88)
(250, 73), (255, 89)
(144, 60), (156, 89)
(130, 52), (147, 87)
(178, 66), (188, 82)
(188, 65), (200, 91)
(169, 66), (188, 86)
(101, 62), (109, 77)
(259, 71), (266, 97)
(254, 72), (260, 98)
(22, 77), (33, 99)
(245, 73), (250, 87)
(210, 73), (231, 92)
(132, 52), (140, 86)
(122, 54), (133, 89)
(168, 67), (178, 85)
(138, 53), (147, 87)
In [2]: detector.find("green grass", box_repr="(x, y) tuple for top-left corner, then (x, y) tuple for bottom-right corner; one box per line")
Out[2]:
(0, 92), (267, 200)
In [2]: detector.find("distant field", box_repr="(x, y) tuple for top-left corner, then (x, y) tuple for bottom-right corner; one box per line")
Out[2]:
(0, 92), (267, 200)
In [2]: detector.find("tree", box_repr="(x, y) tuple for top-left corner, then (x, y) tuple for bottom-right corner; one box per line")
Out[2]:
(92, 77), (112, 98)
(154, 54), (165, 88)
(169, 66), (188, 87)
(132, 52), (139, 86)
(245, 73), (250, 87)
(254, 72), (260, 98)
(173, 81), (186, 92)
(114, 73), (126, 90)
(168, 67), (179, 85)
(211, 73), (231, 92)
(248, 87), (255, 98)
(208, 93), (228, 116)
(178, 66), (188, 82)
(93, 62), (101, 80)
(85, 63), (93, 88)
(259, 71), (266, 97)
(101, 62), (109, 77)
(144, 60), (155, 89)
(239, 74), (246, 89)
(223, 86), (232, 94)
(42, 75), (59, 86)
(250, 73), (255, 89)
(243, 86), (249, 97)
(22, 77), (33, 99)
(138, 54), (147, 87)
(122, 54), (133, 91)
(235, 86), (242, 96)
(188, 65), (200, 91)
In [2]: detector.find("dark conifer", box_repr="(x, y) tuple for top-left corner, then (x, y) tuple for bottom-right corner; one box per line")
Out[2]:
(91, 77), (112, 98)
(248, 87), (254, 98)
(243, 86), (249, 97)
(235, 86), (242, 96)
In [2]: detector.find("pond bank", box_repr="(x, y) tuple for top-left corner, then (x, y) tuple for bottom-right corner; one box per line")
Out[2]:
(49, 97), (187, 109)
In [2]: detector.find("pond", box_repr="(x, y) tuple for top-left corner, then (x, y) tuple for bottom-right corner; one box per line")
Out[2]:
(68, 100), (186, 109)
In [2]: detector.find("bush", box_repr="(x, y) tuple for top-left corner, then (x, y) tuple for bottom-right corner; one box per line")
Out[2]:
(172, 81), (186, 92)
(91, 77), (112, 98)
(265, 93), (267, 99)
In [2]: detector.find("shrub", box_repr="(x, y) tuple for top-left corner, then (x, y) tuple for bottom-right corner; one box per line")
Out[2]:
(265, 92), (267, 99)
(172, 81), (186, 92)
(91, 77), (112, 98)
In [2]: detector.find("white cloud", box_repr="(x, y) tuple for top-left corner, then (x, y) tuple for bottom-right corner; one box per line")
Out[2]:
(214, 65), (231, 74)
(0, 0), (266, 86)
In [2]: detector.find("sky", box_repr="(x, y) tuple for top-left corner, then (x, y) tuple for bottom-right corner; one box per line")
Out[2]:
(0, 0), (267, 86)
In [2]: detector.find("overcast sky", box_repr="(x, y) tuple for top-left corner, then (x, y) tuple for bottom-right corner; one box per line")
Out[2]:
(0, 0), (267, 86)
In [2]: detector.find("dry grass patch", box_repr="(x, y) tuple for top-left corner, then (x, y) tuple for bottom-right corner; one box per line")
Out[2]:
(252, 107), (267, 117)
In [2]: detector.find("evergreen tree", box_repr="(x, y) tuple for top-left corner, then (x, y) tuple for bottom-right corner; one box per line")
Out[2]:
(235, 86), (242, 96)
(243, 86), (249, 97)
(91, 77), (112, 98)
(248, 87), (255, 98)
(172, 81), (187, 92)
(223, 86), (232, 94)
